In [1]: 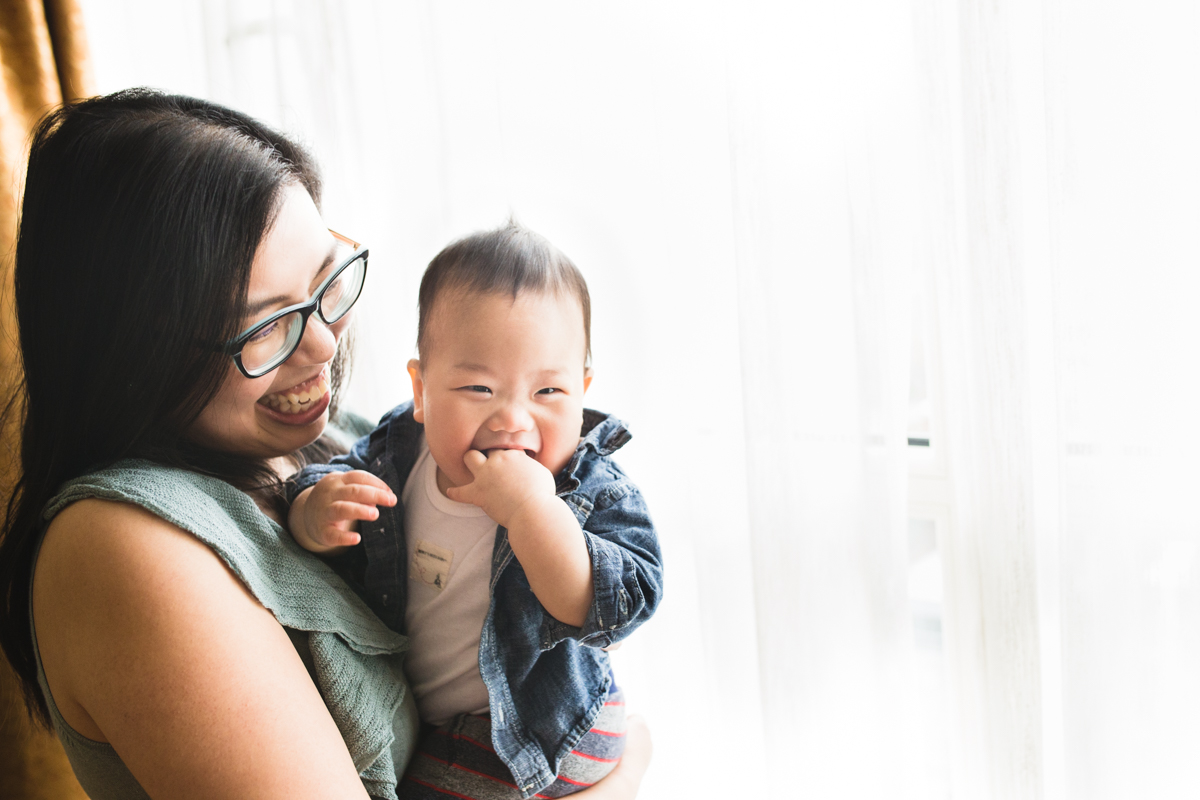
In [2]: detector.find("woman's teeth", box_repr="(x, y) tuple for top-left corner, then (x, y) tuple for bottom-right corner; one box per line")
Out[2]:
(261, 377), (329, 415)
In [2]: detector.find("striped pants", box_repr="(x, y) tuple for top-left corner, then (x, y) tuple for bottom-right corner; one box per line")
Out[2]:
(398, 684), (626, 799)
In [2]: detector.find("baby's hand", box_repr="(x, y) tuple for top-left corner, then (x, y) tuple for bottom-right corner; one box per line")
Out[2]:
(444, 449), (556, 528)
(288, 471), (397, 554)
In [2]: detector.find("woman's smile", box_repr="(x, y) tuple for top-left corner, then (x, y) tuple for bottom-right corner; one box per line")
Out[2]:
(258, 367), (330, 416)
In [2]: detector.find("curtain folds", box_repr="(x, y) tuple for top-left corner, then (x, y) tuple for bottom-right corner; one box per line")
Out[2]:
(726, 3), (920, 794)
(0, 2), (92, 799)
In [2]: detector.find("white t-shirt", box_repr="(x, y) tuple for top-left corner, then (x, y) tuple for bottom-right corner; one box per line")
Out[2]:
(401, 438), (495, 725)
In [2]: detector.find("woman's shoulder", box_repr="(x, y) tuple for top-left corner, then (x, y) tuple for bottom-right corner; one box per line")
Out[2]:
(36, 484), (245, 643)
(36, 490), (266, 644)
(36, 495), (251, 625)
(42, 460), (280, 588)
(41, 489), (223, 566)
(32, 495), (382, 797)
(46, 458), (289, 583)
(35, 456), (277, 623)
(35, 461), (415, 796)
(33, 493), (267, 740)
(43, 460), (403, 647)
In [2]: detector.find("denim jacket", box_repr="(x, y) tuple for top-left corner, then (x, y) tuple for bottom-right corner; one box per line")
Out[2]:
(289, 401), (663, 798)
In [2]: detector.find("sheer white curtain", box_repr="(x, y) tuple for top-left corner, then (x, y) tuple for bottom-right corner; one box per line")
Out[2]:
(918, 1), (1200, 797)
(726, 3), (919, 795)
(73, 1), (1200, 798)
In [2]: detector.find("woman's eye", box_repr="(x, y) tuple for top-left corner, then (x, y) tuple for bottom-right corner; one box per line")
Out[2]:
(247, 320), (278, 343)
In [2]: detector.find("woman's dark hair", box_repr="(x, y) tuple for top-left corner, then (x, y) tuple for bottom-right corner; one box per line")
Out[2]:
(0, 89), (348, 724)
(417, 222), (592, 365)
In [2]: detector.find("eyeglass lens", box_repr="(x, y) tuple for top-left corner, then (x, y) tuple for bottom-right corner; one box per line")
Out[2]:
(240, 250), (367, 375)
(319, 255), (366, 324)
(241, 312), (306, 375)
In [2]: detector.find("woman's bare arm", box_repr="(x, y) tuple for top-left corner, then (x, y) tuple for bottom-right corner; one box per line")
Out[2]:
(33, 498), (371, 799)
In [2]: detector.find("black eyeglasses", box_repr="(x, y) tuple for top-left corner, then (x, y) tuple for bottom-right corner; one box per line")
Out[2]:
(226, 230), (368, 378)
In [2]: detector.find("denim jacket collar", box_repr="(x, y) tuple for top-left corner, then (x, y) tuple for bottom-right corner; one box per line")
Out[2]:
(556, 409), (632, 494)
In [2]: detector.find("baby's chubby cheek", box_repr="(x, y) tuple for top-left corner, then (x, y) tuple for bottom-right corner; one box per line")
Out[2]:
(534, 445), (579, 482)
(432, 436), (486, 483)
(444, 453), (477, 486)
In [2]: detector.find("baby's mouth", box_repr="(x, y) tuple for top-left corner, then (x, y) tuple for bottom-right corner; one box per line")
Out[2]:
(259, 370), (329, 415)
(482, 445), (537, 458)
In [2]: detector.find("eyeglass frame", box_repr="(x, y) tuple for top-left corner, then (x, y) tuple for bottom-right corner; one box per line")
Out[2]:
(224, 229), (369, 379)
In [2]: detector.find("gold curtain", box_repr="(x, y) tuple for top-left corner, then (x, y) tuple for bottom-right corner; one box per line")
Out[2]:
(0, 1), (93, 798)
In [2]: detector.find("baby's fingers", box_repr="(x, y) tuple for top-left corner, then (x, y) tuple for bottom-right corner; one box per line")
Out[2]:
(444, 483), (477, 505)
(325, 500), (386, 525)
(316, 525), (362, 548)
(311, 500), (380, 547)
(461, 450), (488, 474)
(333, 474), (397, 508)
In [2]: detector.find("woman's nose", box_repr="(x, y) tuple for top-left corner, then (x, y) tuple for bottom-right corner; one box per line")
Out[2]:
(294, 314), (339, 365)
(489, 400), (534, 433)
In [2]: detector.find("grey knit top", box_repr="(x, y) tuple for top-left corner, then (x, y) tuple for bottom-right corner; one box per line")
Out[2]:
(30, 459), (419, 799)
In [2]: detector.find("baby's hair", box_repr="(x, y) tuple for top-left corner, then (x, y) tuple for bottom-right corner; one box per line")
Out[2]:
(417, 221), (592, 365)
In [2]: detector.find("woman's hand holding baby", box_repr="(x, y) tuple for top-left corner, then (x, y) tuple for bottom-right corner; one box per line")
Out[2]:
(448, 449), (595, 627)
(289, 471), (397, 554)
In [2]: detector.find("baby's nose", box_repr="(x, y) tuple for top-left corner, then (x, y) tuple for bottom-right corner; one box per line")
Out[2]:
(489, 402), (534, 432)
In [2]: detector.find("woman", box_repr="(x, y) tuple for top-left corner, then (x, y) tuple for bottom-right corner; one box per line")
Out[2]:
(0, 90), (649, 799)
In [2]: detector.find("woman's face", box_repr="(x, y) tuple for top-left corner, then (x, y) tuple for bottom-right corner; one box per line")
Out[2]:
(186, 184), (351, 460)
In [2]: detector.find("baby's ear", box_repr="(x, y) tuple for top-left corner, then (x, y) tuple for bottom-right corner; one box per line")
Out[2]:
(583, 367), (593, 393)
(408, 359), (425, 423)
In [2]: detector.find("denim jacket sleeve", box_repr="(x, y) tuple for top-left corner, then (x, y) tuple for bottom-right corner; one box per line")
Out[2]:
(543, 479), (663, 649)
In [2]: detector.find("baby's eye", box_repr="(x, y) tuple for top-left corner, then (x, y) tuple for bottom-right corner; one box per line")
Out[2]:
(464, 385), (492, 394)
(537, 387), (562, 395)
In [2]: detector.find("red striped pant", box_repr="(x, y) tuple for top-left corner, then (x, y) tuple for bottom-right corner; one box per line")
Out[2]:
(398, 684), (626, 800)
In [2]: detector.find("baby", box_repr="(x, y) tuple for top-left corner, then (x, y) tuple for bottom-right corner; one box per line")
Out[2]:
(287, 223), (663, 800)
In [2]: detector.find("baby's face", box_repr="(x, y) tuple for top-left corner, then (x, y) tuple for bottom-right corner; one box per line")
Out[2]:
(410, 288), (591, 492)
